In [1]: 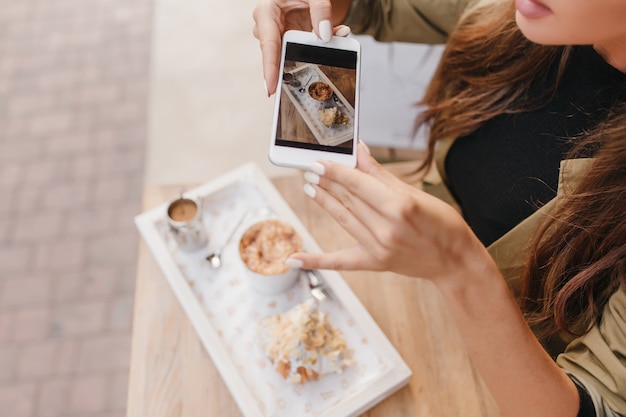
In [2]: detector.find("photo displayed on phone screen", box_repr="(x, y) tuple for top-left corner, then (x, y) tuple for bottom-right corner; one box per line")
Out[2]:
(276, 42), (358, 154)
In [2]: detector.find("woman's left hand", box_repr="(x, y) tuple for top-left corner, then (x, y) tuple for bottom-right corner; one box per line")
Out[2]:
(288, 142), (491, 284)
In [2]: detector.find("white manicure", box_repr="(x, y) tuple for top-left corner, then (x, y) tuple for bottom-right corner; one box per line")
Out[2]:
(285, 258), (303, 268)
(335, 26), (351, 37)
(319, 20), (332, 42)
(309, 162), (325, 175)
(303, 183), (317, 198)
(304, 171), (320, 185)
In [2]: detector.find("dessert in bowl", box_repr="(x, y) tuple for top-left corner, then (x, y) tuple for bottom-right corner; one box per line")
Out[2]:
(308, 81), (333, 101)
(238, 219), (303, 294)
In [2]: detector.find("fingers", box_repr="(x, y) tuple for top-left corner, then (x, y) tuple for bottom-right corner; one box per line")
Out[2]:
(304, 168), (384, 254)
(309, 0), (333, 42)
(316, 159), (404, 228)
(303, 154), (423, 272)
(304, 143), (429, 255)
(355, 141), (380, 174)
(252, 0), (350, 96)
(355, 142), (410, 194)
(261, 39), (282, 97)
(288, 246), (379, 271)
(333, 25), (351, 37)
(252, 1), (283, 96)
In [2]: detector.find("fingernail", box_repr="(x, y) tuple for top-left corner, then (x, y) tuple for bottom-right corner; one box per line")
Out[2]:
(303, 183), (316, 198)
(285, 257), (303, 269)
(304, 170), (320, 185)
(319, 20), (332, 42)
(309, 161), (325, 175)
(359, 140), (371, 155)
(335, 26), (351, 37)
(263, 80), (269, 97)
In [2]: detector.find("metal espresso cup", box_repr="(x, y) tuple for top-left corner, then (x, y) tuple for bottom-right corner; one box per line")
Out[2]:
(165, 195), (208, 252)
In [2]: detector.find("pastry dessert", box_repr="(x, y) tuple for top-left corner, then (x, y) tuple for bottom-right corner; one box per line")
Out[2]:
(319, 107), (350, 128)
(258, 300), (353, 383)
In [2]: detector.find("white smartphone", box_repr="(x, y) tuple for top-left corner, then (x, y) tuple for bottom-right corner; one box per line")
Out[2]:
(268, 30), (361, 170)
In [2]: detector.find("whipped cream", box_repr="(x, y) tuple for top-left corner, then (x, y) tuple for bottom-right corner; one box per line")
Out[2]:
(258, 300), (353, 383)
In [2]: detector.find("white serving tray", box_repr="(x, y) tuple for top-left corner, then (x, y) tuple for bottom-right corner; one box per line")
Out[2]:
(135, 163), (411, 417)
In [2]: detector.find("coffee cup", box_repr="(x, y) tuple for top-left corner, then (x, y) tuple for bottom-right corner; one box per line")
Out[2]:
(166, 195), (208, 252)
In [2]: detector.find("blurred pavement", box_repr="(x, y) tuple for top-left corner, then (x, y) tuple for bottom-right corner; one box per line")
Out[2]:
(0, 0), (151, 415)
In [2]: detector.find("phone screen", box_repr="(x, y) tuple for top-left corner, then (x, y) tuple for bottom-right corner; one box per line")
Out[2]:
(275, 42), (358, 154)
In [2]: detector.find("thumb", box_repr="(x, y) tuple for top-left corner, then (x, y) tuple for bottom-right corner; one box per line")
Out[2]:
(310, 0), (333, 42)
(287, 247), (377, 271)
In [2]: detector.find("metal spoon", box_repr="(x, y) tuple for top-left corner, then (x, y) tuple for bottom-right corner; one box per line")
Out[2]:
(304, 269), (330, 302)
(299, 74), (314, 93)
(205, 211), (248, 268)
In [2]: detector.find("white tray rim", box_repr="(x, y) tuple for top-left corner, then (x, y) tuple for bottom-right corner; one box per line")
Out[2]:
(134, 162), (412, 417)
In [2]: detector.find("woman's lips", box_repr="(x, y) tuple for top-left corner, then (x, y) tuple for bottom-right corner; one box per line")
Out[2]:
(515, 0), (553, 19)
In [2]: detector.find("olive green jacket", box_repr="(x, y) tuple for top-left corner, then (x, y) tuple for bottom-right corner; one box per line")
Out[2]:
(344, 0), (626, 415)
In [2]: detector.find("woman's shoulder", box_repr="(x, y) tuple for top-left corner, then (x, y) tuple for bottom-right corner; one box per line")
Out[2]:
(343, 0), (479, 43)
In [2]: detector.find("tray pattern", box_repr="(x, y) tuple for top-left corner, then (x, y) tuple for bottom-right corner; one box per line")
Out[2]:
(283, 64), (355, 146)
(135, 163), (411, 417)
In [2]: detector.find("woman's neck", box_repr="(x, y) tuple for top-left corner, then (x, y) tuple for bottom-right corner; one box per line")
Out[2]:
(594, 39), (626, 73)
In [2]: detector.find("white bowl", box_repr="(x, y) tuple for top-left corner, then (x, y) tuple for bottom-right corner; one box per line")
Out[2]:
(243, 266), (301, 295)
(238, 219), (302, 295)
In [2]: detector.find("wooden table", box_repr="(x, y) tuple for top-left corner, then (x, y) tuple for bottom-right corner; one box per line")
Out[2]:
(126, 163), (502, 417)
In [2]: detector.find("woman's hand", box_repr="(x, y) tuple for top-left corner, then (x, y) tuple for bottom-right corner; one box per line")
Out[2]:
(252, 0), (352, 97)
(288, 142), (493, 284)
(289, 143), (584, 417)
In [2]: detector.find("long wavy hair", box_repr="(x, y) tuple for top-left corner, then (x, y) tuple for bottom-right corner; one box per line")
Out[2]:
(416, 0), (626, 338)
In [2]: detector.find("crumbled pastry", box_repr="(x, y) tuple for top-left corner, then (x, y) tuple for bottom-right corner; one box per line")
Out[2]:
(239, 219), (302, 275)
(319, 107), (350, 128)
(258, 300), (354, 383)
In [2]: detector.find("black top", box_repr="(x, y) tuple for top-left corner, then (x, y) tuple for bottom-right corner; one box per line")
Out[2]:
(445, 46), (626, 246)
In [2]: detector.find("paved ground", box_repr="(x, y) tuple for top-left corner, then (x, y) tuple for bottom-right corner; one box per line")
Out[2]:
(0, 0), (153, 415)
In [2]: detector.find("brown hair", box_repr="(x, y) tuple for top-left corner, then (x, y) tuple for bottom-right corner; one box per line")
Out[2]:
(416, 0), (626, 338)
(521, 108), (626, 338)
(417, 0), (569, 173)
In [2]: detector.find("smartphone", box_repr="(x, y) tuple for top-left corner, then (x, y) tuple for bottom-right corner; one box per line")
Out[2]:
(268, 30), (361, 170)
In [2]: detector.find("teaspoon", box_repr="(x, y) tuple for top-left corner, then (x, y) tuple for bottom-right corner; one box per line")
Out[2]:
(205, 211), (248, 268)
(299, 74), (314, 93)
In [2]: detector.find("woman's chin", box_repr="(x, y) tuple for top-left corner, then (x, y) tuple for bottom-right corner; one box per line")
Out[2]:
(515, 11), (563, 45)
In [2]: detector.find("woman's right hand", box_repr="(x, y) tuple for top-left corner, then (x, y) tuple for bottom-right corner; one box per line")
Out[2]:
(252, 0), (352, 97)
(286, 143), (496, 286)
